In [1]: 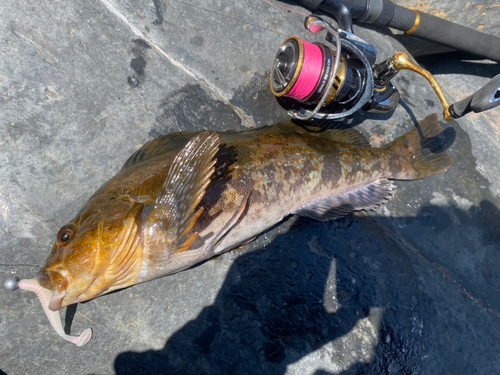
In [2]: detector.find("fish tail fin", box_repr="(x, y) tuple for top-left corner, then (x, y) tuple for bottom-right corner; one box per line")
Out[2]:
(385, 113), (453, 180)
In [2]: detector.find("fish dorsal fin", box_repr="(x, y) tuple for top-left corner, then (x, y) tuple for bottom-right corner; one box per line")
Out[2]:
(273, 121), (370, 147)
(145, 131), (219, 253)
(317, 128), (370, 146)
(293, 179), (395, 221)
(301, 126), (370, 146)
(121, 132), (197, 170)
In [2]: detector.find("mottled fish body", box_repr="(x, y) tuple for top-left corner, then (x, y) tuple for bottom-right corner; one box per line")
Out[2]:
(37, 114), (452, 310)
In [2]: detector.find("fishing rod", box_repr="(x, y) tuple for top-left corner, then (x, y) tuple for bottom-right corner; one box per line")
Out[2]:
(269, 0), (500, 122)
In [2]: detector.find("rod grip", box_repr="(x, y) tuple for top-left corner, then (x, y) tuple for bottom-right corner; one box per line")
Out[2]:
(406, 11), (500, 62)
(294, 0), (500, 61)
(356, 0), (500, 62)
(449, 74), (500, 119)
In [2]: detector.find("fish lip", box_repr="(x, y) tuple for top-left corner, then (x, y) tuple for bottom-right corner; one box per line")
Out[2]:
(48, 279), (98, 310)
(34, 269), (68, 311)
(35, 270), (53, 291)
(41, 268), (71, 311)
(73, 278), (98, 304)
(48, 290), (67, 311)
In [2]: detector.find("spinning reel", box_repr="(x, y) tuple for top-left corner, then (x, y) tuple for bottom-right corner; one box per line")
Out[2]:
(270, 6), (500, 123)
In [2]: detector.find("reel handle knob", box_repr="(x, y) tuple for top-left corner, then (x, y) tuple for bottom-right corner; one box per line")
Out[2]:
(448, 74), (500, 119)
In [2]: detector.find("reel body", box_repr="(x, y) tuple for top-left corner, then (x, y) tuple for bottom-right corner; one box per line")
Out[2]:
(270, 16), (399, 121)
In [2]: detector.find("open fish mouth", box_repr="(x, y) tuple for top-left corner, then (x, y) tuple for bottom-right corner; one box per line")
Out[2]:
(36, 268), (94, 311)
(36, 268), (53, 291)
(36, 268), (72, 311)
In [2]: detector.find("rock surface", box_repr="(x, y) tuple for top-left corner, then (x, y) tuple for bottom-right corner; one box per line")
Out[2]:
(1, 1), (500, 374)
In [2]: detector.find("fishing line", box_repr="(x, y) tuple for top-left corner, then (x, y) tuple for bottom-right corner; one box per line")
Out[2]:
(271, 33), (346, 109)
(0, 263), (42, 276)
(285, 39), (324, 101)
(0, 263), (42, 267)
(259, 0), (310, 17)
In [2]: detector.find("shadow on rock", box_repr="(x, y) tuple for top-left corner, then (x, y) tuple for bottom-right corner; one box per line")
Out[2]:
(114, 198), (500, 374)
(114, 214), (383, 374)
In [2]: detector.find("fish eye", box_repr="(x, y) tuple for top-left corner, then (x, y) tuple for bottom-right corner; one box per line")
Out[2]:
(57, 228), (74, 245)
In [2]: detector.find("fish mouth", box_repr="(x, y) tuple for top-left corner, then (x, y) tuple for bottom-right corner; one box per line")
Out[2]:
(36, 268), (76, 311)
(35, 269), (52, 291)
(48, 290), (68, 311)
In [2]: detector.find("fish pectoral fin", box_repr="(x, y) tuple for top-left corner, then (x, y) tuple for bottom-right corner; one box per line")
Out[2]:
(171, 207), (204, 253)
(145, 131), (220, 254)
(204, 191), (251, 256)
(293, 179), (395, 221)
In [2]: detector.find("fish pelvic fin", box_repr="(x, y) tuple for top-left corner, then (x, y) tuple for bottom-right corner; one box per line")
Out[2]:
(203, 191), (251, 256)
(385, 113), (453, 180)
(145, 131), (219, 255)
(293, 179), (395, 221)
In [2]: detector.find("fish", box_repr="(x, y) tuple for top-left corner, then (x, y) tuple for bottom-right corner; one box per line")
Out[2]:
(35, 113), (452, 311)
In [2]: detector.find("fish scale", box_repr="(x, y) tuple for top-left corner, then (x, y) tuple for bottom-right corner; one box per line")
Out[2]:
(33, 114), (451, 312)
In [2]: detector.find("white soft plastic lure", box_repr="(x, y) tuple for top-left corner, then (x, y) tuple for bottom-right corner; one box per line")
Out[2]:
(5, 277), (92, 346)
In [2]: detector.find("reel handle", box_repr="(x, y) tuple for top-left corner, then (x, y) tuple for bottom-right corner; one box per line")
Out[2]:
(448, 74), (500, 119)
(386, 52), (500, 121)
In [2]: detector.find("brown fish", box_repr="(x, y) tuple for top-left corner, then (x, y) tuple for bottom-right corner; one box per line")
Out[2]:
(36, 113), (451, 311)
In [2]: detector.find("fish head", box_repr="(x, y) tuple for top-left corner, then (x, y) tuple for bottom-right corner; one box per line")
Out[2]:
(36, 199), (144, 311)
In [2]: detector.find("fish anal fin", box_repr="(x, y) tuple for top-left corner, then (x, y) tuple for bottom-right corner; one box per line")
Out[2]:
(144, 131), (219, 255)
(294, 179), (395, 221)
